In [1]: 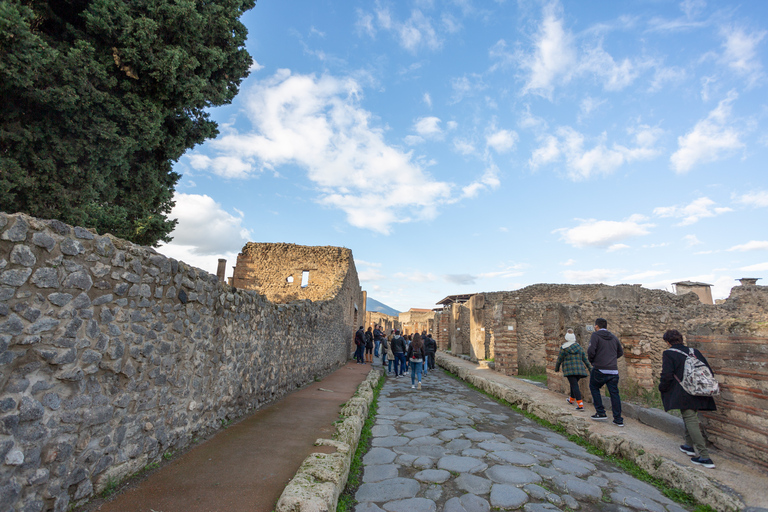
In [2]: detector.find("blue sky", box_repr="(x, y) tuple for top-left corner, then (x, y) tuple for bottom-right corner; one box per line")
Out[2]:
(158, 0), (768, 312)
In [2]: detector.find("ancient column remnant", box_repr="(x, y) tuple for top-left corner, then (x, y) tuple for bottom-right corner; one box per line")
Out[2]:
(217, 258), (227, 283)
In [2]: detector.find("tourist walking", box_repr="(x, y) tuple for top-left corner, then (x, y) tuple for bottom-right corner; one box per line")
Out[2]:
(390, 330), (407, 377)
(380, 333), (389, 369)
(364, 327), (374, 363)
(587, 318), (624, 426)
(408, 333), (426, 389)
(354, 326), (365, 364)
(659, 329), (718, 468)
(425, 333), (437, 371)
(554, 329), (592, 410)
(373, 325), (385, 359)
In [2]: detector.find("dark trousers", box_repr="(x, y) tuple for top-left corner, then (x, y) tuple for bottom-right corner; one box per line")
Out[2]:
(355, 344), (364, 363)
(566, 375), (584, 401)
(427, 352), (435, 370)
(589, 370), (622, 421)
(394, 353), (406, 375)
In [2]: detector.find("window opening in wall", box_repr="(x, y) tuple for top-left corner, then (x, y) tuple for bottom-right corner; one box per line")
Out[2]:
(286, 276), (294, 284)
(301, 270), (309, 288)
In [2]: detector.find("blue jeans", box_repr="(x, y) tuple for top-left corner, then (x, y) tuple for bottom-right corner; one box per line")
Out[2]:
(387, 355), (393, 372)
(394, 353), (406, 376)
(589, 370), (622, 421)
(374, 340), (380, 357)
(411, 359), (423, 385)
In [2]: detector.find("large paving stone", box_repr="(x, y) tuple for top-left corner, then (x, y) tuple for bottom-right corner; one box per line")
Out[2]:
(445, 439), (473, 452)
(413, 456), (435, 469)
(363, 464), (400, 483)
(372, 425), (399, 437)
(438, 455), (488, 474)
(454, 473), (493, 495)
(409, 436), (443, 446)
(489, 451), (538, 466)
(439, 430), (466, 441)
(403, 428), (438, 438)
(394, 445), (449, 458)
(383, 498), (436, 512)
(462, 449), (487, 458)
(464, 431), (497, 442)
(424, 417), (457, 428)
(414, 469), (451, 483)
(610, 487), (666, 512)
(551, 456), (596, 477)
(444, 494), (491, 512)
(523, 503), (560, 512)
(400, 412), (433, 423)
(356, 478), (420, 502)
(602, 472), (674, 505)
(356, 502), (385, 512)
(551, 474), (602, 502)
(364, 448), (397, 465)
(373, 436), (410, 448)
(477, 441), (514, 451)
(485, 466), (542, 486)
(490, 484), (529, 509)
(530, 465), (562, 480)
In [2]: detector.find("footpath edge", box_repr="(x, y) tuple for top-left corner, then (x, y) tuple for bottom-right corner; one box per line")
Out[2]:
(275, 368), (384, 512)
(436, 352), (744, 512)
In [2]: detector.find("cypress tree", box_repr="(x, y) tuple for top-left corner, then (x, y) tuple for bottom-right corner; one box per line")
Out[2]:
(0, 0), (256, 245)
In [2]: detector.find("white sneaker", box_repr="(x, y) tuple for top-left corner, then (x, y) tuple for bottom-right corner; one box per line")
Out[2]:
(411, 385), (415, 389)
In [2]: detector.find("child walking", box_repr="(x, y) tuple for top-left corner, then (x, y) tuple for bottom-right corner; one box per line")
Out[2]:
(555, 329), (592, 410)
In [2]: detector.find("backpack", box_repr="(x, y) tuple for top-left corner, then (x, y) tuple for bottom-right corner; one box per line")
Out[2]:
(668, 348), (720, 397)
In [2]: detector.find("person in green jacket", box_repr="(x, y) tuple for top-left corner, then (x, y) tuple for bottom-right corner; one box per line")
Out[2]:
(555, 329), (592, 410)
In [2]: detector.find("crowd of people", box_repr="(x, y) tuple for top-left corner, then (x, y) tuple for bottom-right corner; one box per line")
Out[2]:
(355, 316), (720, 470)
(353, 325), (437, 389)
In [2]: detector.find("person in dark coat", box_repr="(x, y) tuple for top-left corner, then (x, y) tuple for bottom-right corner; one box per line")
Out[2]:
(364, 327), (374, 363)
(424, 334), (437, 370)
(587, 317), (624, 426)
(555, 329), (592, 410)
(659, 329), (717, 469)
(354, 326), (365, 364)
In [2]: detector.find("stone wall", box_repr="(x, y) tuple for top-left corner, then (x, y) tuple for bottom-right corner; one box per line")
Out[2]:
(0, 213), (365, 511)
(365, 312), (399, 334)
(397, 309), (434, 336)
(231, 242), (361, 305)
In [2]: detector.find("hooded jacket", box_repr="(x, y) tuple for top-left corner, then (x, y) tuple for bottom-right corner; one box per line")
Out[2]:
(390, 335), (406, 354)
(587, 329), (623, 371)
(555, 338), (592, 377)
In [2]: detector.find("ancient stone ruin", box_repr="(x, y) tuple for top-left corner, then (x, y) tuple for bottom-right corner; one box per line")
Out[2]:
(0, 212), (365, 511)
(434, 283), (768, 470)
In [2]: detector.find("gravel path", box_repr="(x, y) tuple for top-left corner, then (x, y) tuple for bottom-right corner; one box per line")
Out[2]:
(355, 369), (688, 512)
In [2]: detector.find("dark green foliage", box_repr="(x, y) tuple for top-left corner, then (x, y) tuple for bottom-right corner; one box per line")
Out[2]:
(0, 0), (255, 245)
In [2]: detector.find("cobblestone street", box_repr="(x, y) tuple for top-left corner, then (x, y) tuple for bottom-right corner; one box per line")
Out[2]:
(355, 369), (689, 512)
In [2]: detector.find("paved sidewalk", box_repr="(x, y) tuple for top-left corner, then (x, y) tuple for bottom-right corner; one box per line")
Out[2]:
(437, 356), (768, 510)
(356, 369), (694, 512)
(89, 361), (371, 512)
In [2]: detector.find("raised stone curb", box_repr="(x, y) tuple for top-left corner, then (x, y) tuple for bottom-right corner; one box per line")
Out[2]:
(436, 352), (744, 512)
(276, 368), (384, 512)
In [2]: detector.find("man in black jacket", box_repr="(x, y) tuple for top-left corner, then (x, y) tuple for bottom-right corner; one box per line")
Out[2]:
(659, 329), (717, 468)
(424, 334), (437, 370)
(587, 318), (624, 426)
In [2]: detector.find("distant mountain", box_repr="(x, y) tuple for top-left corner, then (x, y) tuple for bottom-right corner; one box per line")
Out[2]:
(367, 298), (400, 317)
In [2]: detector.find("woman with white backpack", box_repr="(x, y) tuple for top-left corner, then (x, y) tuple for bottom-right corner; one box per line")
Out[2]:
(659, 329), (718, 469)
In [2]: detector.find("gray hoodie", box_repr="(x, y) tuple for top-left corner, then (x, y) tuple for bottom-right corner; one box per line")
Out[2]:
(587, 329), (623, 371)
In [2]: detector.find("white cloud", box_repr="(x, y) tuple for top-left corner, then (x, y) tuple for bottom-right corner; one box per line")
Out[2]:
(670, 91), (744, 173)
(648, 66), (687, 92)
(249, 59), (264, 72)
(622, 270), (668, 282)
(193, 70), (455, 234)
(404, 135), (426, 146)
(684, 234), (703, 246)
(529, 125), (661, 180)
(445, 274), (476, 285)
(740, 262), (768, 272)
(461, 163), (501, 199)
(720, 26), (766, 87)
(519, 4), (577, 98)
(358, 268), (385, 282)
(563, 268), (623, 283)
(363, 7), (442, 53)
(653, 197), (732, 226)
(187, 154), (253, 179)
(554, 214), (653, 248)
(423, 92), (432, 107)
(561, 259), (576, 266)
(414, 116), (443, 137)
(393, 271), (438, 282)
(728, 241), (768, 252)
(486, 129), (518, 153)
(734, 190), (768, 207)
(580, 96), (606, 117)
(453, 138), (476, 155)
(579, 45), (648, 91)
(607, 244), (630, 252)
(158, 193), (251, 277)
